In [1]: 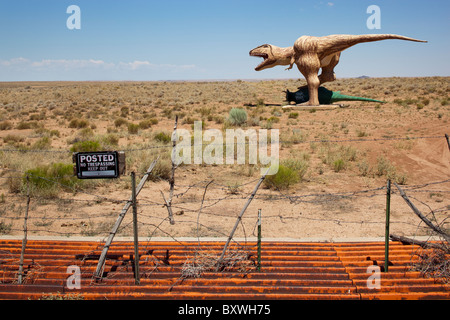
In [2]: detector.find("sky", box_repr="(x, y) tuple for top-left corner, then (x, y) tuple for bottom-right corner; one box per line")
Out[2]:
(0, 0), (449, 81)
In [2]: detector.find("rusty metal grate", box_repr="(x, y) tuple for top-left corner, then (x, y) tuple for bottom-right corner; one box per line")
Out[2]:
(0, 239), (448, 300)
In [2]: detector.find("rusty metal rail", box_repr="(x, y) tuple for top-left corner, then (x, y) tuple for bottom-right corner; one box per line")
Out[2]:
(0, 239), (448, 300)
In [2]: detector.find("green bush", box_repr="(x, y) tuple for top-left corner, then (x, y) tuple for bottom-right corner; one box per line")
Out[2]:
(288, 112), (299, 119)
(127, 123), (139, 134)
(68, 119), (89, 129)
(154, 132), (171, 144)
(24, 163), (82, 196)
(320, 144), (357, 172)
(32, 136), (52, 150)
(228, 108), (247, 126)
(114, 118), (128, 128)
(70, 140), (101, 152)
(333, 158), (346, 172)
(138, 119), (153, 129)
(264, 165), (299, 190)
(16, 121), (37, 130)
(264, 159), (308, 190)
(101, 134), (119, 147)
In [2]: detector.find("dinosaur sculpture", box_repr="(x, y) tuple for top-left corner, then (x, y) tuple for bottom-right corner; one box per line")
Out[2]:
(250, 34), (427, 106)
(285, 86), (385, 105)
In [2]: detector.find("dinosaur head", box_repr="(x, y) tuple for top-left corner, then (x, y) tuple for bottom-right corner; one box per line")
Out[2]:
(249, 44), (278, 71)
(250, 44), (294, 71)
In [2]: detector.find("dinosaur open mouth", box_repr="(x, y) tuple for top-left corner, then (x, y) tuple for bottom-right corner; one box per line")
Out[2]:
(250, 52), (269, 71)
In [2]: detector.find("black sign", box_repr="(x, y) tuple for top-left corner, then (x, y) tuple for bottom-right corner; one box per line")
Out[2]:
(74, 151), (120, 179)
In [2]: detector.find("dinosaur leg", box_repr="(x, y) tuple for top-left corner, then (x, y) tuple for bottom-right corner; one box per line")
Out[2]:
(296, 53), (321, 106)
(319, 52), (340, 84)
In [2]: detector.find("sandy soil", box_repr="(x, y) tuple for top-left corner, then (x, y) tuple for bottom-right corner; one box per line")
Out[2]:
(0, 78), (449, 241)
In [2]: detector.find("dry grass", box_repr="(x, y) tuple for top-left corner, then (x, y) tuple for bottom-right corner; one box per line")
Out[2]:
(0, 77), (448, 239)
(181, 249), (252, 279)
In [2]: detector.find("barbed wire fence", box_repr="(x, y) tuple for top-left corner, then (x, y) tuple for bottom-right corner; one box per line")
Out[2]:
(0, 131), (449, 282)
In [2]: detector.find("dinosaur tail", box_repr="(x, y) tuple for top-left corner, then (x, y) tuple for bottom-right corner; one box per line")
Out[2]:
(317, 34), (427, 55)
(330, 92), (386, 104)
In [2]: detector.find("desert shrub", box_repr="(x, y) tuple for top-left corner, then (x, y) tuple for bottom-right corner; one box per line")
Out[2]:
(120, 106), (129, 117)
(32, 136), (51, 150)
(267, 116), (280, 123)
(264, 159), (308, 190)
(68, 119), (89, 129)
(16, 121), (38, 130)
(101, 134), (119, 147)
(138, 119), (153, 129)
(114, 117), (128, 128)
(29, 113), (45, 121)
(280, 129), (306, 146)
(148, 118), (159, 125)
(375, 156), (407, 184)
(0, 121), (12, 130)
(182, 117), (195, 125)
(24, 163), (83, 196)
(333, 159), (346, 172)
(320, 144), (358, 172)
(3, 134), (24, 145)
(0, 221), (12, 235)
(264, 165), (298, 190)
(228, 108), (247, 126)
(376, 156), (396, 177)
(283, 159), (309, 180)
(256, 98), (265, 107)
(143, 150), (172, 182)
(357, 160), (371, 177)
(70, 140), (101, 152)
(127, 123), (139, 134)
(197, 106), (211, 117)
(49, 129), (61, 137)
(154, 132), (171, 144)
(288, 112), (299, 119)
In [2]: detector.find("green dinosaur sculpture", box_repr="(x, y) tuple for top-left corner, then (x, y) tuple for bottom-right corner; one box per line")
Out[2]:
(285, 86), (385, 105)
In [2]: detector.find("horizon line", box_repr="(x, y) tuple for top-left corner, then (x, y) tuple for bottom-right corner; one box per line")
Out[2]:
(0, 75), (448, 84)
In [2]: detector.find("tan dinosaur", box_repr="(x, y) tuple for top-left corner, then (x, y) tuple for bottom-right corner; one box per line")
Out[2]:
(250, 34), (427, 106)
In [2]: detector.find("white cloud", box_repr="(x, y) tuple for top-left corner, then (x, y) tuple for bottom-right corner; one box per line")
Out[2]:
(30, 59), (115, 70)
(0, 57), (197, 80)
(327, 2), (334, 6)
(0, 57), (30, 66)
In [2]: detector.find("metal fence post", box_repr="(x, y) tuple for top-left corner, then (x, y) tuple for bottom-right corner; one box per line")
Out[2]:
(132, 172), (140, 285)
(385, 179), (391, 273)
(257, 209), (262, 272)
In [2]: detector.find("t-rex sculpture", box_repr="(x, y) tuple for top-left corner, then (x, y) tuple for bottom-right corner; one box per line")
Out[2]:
(250, 34), (427, 106)
(285, 86), (385, 105)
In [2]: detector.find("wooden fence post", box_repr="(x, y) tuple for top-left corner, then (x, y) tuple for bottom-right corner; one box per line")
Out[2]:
(162, 116), (178, 225)
(394, 182), (450, 243)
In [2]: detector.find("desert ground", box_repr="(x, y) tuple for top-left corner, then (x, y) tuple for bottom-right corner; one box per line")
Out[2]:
(0, 77), (449, 241)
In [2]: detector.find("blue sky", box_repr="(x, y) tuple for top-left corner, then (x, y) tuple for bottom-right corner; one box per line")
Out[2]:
(0, 0), (448, 81)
